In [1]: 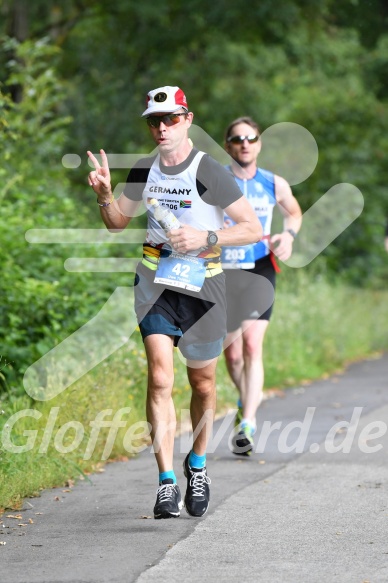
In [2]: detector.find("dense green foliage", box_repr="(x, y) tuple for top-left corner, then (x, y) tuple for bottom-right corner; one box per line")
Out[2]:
(0, 39), (139, 390)
(1, 1), (388, 393)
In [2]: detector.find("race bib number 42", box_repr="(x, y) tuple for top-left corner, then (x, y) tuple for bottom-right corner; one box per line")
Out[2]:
(154, 253), (207, 292)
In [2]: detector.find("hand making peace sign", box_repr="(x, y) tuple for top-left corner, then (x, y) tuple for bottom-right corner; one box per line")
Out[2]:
(87, 149), (112, 199)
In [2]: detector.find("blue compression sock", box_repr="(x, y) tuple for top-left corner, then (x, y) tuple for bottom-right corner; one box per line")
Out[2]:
(159, 470), (177, 484)
(237, 398), (243, 408)
(189, 450), (206, 469)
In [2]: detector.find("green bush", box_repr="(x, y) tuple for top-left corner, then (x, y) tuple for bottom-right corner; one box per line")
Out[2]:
(0, 38), (140, 393)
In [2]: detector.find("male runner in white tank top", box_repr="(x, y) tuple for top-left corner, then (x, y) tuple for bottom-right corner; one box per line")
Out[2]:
(87, 88), (262, 519)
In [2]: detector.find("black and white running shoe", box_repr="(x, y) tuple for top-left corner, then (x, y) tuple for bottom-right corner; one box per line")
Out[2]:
(153, 479), (183, 519)
(183, 453), (211, 517)
(231, 424), (254, 456)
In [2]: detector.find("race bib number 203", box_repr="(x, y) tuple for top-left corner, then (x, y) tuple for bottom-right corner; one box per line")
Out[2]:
(221, 244), (255, 269)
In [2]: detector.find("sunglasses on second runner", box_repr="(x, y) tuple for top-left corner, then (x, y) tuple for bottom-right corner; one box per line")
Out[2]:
(226, 134), (260, 144)
(146, 113), (187, 128)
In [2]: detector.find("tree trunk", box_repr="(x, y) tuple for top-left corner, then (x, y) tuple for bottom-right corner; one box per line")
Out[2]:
(9, 0), (29, 103)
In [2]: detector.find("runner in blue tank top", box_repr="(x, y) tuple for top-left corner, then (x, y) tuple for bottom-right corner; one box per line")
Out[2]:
(222, 116), (302, 456)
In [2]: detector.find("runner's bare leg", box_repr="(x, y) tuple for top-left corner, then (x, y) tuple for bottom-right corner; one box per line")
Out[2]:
(144, 334), (176, 472)
(187, 358), (218, 455)
(224, 320), (269, 423)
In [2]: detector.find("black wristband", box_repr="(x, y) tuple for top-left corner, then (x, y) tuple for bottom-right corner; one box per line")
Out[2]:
(285, 228), (297, 239)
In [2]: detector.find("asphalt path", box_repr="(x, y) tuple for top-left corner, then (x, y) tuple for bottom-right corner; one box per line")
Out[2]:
(2, 353), (388, 582)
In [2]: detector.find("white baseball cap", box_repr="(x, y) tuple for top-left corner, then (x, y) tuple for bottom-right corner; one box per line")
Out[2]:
(141, 86), (189, 117)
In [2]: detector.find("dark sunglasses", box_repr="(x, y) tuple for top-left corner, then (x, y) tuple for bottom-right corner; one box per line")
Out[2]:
(146, 113), (187, 128)
(227, 134), (259, 144)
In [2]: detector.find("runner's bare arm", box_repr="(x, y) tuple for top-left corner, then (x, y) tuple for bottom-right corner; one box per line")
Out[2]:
(87, 149), (142, 231)
(274, 175), (302, 234)
(168, 196), (261, 253)
(270, 175), (302, 261)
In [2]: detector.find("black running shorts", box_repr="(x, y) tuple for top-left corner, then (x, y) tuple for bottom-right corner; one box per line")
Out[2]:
(225, 255), (276, 333)
(134, 262), (227, 361)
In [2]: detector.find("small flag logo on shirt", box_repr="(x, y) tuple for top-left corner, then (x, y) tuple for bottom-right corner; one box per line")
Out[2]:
(180, 200), (191, 208)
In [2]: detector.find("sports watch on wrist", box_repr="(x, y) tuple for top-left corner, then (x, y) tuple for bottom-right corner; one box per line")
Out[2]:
(207, 231), (218, 246)
(285, 228), (297, 239)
